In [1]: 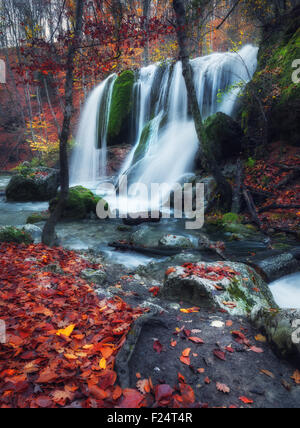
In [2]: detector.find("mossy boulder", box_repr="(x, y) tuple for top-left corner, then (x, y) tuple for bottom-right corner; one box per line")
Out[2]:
(6, 168), (59, 202)
(0, 226), (33, 244)
(107, 70), (135, 146)
(161, 261), (277, 316)
(26, 212), (50, 224)
(204, 113), (243, 161)
(239, 6), (300, 146)
(251, 308), (300, 362)
(49, 186), (106, 220)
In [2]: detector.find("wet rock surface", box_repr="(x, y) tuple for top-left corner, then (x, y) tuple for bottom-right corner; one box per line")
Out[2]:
(83, 252), (300, 408)
(251, 308), (300, 363)
(159, 234), (195, 249)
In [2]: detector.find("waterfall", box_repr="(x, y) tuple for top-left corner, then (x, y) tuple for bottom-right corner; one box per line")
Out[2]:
(270, 273), (300, 308)
(70, 45), (258, 212)
(70, 74), (116, 186)
(118, 45), (258, 212)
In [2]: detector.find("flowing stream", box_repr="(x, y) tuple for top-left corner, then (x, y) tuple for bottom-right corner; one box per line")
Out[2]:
(270, 273), (300, 308)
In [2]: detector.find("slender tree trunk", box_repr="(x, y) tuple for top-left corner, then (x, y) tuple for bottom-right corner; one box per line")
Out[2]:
(143, 0), (151, 66)
(173, 0), (232, 211)
(43, 78), (61, 135)
(42, 0), (84, 246)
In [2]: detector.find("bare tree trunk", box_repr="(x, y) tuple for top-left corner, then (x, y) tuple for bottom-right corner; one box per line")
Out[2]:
(42, 0), (84, 246)
(143, 0), (151, 65)
(232, 158), (243, 213)
(173, 0), (232, 212)
(43, 77), (61, 135)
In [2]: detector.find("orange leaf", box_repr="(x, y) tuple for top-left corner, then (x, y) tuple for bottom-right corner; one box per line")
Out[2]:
(239, 396), (254, 404)
(182, 348), (191, 357)
(188, 337), (204, 344)
(165, 267), (176, 276)
(291, 370), (300, 384)
(180, 356), (191, 366)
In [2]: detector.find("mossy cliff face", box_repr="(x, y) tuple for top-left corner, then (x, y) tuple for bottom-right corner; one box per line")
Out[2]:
(107, 70), (135, 146)
(240, 6), (300, 146)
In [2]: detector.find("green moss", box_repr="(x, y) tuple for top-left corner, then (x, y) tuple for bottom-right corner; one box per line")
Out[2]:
(0, 227), (33, 245)
(227, 279), (255, 313)
(239, 10), (300, 146)
(50, 186), (107, 220)
(222, 212), (242, 224)
(107, 70), (135, 146)
(132, 121), (152, 165)
(204, 113), (243, 160)
(26, 212), (50, 224)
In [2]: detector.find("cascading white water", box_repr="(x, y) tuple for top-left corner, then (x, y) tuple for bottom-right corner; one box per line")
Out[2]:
(71, 45), (258, 212)
(270, 273), (300, 308)
(70, 74), (116, 186)
(119, 64), (158, 178)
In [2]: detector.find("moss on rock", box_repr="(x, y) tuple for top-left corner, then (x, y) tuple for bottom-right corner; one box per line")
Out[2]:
(0, 226), (33, 244)
(26, 212), (50, 224)
(107, 70), (135, 146)
(239, 6), (300, 146)
(50, 186), (107, 220)
(204, 113), (243, 161)
(132, 121), (152, 165)
(6, 168), (60, 202)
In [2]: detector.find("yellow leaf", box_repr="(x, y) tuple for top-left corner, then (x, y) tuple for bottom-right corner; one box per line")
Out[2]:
(64, 353), (78, 360)
(99, 358), (107, 370)
(255, 334), (267, 343)
(56, 324), (76, 337)
(83, 344), (93, 350)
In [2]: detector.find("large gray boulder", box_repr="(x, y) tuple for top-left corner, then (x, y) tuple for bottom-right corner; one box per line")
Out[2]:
(6, 167), (59, 202)
(251, 308), (300, 362)
(161, 261), (277, 316)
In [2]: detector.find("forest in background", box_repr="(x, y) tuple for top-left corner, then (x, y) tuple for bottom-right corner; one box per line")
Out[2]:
(0, 0), (293, 170)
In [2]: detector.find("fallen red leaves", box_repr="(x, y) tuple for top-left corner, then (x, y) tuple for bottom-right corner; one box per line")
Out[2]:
(181, 263), (240, 282)
(244, 143), (300, 231)
(0, 243), (146, 408)
(0, 243), (198, 409)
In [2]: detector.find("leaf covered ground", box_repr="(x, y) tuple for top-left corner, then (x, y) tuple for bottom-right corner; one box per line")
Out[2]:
(1, 243), (299, 408)
(0, 243), (203, 408)
(244, 143), (300, 231)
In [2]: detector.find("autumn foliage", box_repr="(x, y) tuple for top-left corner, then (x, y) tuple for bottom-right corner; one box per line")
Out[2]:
(0, 243), (146, 408)
(0, 243), (200, 408)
